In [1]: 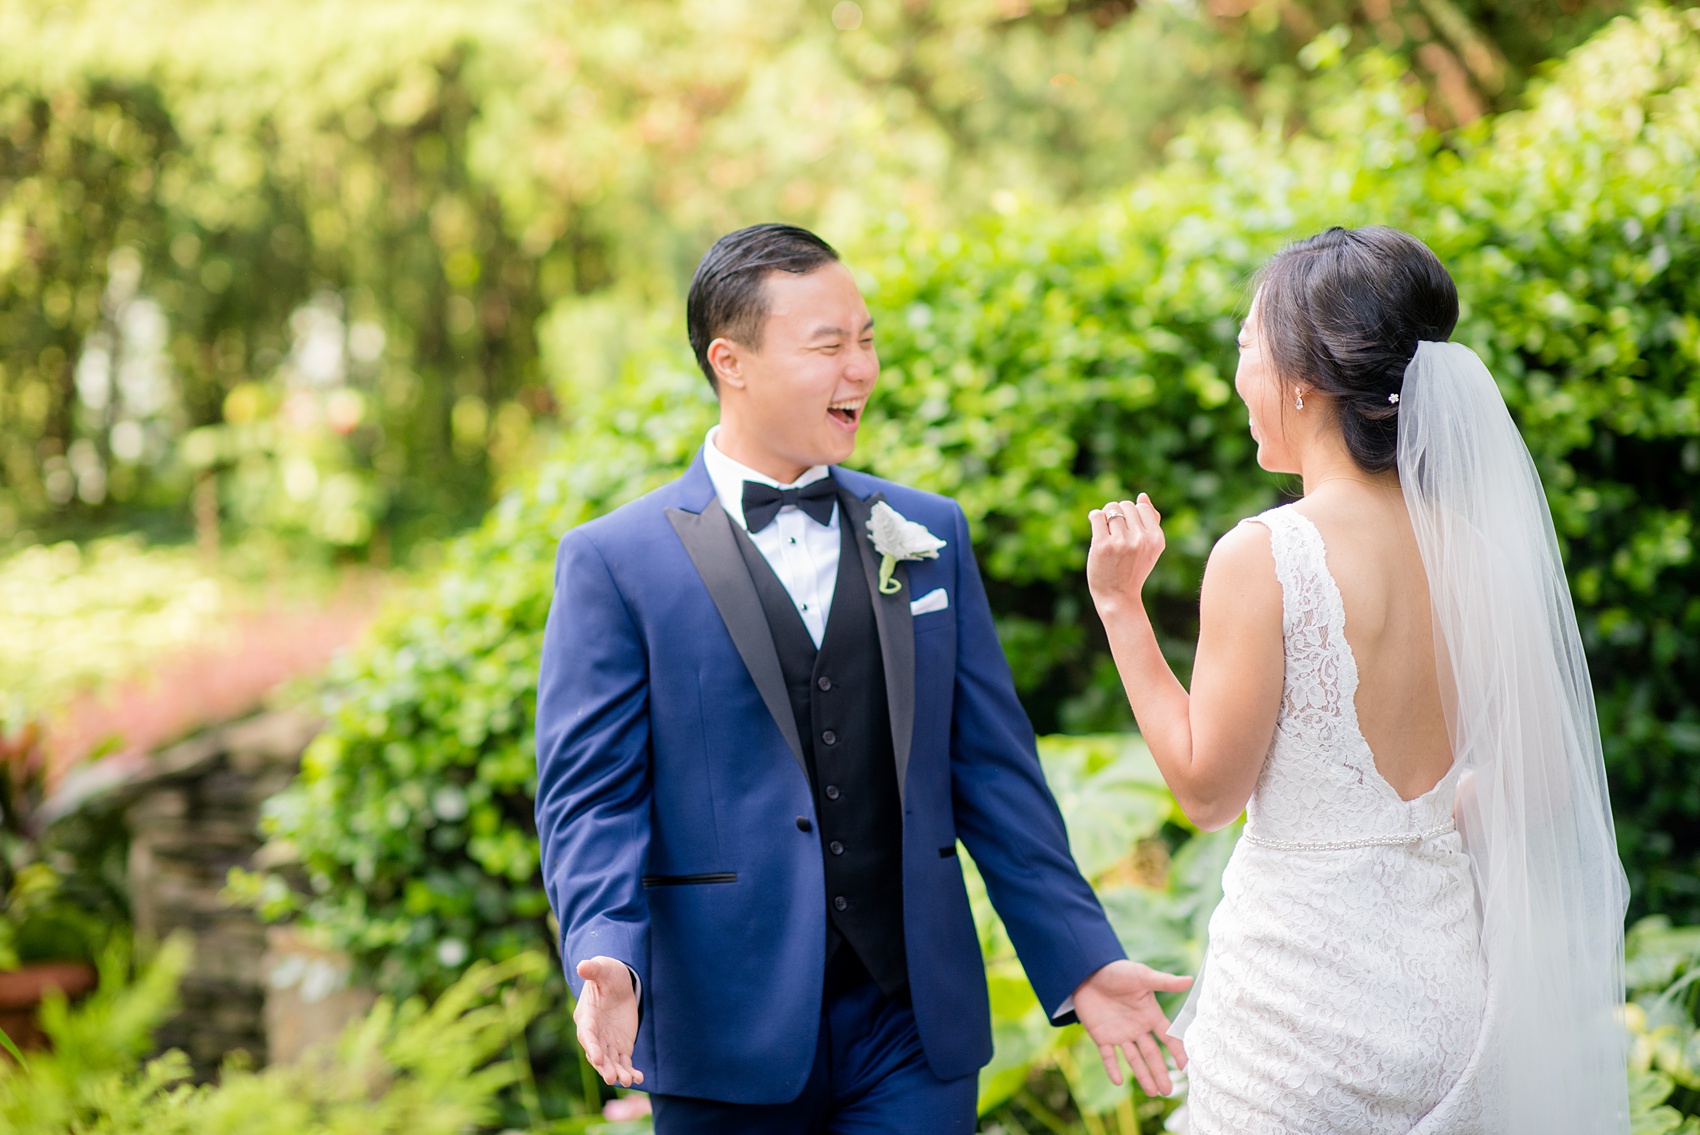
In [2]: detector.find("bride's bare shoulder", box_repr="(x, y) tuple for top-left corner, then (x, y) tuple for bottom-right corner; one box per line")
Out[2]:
(1195, 517), (1283, 676)
(1212, 514), (1276, 562)
(1202, 518), (1281, 605)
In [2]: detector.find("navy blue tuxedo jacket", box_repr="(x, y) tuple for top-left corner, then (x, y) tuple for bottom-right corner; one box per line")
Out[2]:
(534, 453), (1125, 1103)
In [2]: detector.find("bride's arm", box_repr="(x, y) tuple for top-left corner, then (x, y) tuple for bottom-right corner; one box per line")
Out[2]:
(1087, 497), (1284, 830)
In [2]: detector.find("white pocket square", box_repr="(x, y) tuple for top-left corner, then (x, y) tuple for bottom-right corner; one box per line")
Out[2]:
(910, 588), (949, 616)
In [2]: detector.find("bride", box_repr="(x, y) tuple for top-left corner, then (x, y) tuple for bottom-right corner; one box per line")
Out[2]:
(1086, 225), (1630, 1132)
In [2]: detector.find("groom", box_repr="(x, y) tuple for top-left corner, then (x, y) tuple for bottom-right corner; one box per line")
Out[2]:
(534, 223), (1189, 1132)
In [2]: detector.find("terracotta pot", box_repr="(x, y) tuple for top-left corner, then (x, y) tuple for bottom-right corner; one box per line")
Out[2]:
(0, 960), (98, 1051)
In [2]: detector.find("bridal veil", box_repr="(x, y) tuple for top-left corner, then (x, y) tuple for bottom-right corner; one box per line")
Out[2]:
(1398, 340), (1630, 1133)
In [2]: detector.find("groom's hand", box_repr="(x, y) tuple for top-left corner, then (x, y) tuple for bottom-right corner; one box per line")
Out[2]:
(574, 956), (643, 1087)
(1071, 959), (1193, 1096)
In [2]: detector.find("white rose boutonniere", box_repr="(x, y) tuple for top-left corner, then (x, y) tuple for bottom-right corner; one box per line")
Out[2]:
(867, 501), (947, 595)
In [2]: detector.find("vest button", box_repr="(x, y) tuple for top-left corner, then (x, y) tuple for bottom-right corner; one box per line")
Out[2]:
(829, 840), (844, 855)
(825, 785), (841, 800)
(833, 896), (848, 911)
(796, 816), (813, 832)
(821, 730), (837, 746)
(817, 675), (832, 691)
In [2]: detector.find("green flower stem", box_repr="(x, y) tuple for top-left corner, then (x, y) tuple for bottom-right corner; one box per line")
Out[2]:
(878, 553), (902, 594)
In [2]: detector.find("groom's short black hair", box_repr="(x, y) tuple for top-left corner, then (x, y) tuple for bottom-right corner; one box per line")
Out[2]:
(687, 224), (841, 392)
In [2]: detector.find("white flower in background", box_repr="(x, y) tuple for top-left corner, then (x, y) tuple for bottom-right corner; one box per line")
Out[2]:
(286, 291), (348, 388)
(866, 501), (946, 594)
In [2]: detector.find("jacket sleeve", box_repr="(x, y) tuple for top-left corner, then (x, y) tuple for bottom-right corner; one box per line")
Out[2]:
(944, 502), (1125, 1023)
(534, 527), (653, 999)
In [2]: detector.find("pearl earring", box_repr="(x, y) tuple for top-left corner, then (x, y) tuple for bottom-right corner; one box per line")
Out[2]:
(1295, 389), (1305, 411)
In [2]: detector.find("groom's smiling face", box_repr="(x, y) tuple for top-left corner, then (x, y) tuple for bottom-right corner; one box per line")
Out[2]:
(709, 261), (878, 482)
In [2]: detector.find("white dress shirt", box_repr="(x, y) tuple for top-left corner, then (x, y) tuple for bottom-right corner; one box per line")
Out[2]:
(702, 427), (842, 647)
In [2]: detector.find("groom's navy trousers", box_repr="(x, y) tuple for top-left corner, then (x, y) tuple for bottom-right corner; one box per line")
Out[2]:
(649, 950), (977, 1133)
(534, 453), (1125, 1110)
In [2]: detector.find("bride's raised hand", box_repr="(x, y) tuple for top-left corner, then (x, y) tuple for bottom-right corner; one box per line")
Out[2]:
(1087, 493), (1164, 614)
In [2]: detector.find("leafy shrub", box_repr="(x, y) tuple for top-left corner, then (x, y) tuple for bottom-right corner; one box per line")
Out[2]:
(967, 735), (1237, 1133)
(1621, 917), (1700, 1133)
(0, 735), (122, 968)
(260, 2), (1700, 1115)
(0, 936), (561, 1135)
(246, 335), (715, 999)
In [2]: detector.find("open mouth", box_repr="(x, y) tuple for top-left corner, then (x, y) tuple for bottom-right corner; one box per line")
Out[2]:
(828, 399), (864, 427)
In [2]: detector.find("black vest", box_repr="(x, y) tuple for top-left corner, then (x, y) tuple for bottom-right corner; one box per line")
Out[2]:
(731, 497), (909, 996)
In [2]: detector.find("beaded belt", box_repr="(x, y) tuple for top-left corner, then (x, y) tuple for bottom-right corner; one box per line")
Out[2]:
(1240, 819), (1456, 852)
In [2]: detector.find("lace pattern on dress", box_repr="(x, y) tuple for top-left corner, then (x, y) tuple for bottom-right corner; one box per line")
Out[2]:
(1244, 506), (1455, 845)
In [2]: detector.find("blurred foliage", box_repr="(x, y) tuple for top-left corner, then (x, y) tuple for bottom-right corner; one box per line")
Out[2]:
(0, 0), (1632, 558)
(1621, 917), (1700, 1132)
(0, 537), (232, 731)
(0, 533), (358, 767)
(0, 1), (555, 557)
(0, 736), (123, 969)
(1203, 0), (1636, 128)
(0, 937), (590, 1135)
(967, 734), (1237, 1133)
(0, 538), (221, 969)
(0, 533), (364, 971)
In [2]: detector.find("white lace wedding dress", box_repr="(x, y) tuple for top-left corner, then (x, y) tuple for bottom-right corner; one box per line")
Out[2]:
(1178, 504), (1491, 1133)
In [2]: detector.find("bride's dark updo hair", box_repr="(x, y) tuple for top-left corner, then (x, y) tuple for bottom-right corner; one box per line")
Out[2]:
(1255, 225), (1459, 473)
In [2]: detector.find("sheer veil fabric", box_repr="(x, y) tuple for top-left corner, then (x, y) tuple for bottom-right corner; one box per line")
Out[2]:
(1398, 340), (1630, 1133)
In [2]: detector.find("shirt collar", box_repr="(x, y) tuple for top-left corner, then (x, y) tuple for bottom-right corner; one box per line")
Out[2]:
(702, 426), (831, 532)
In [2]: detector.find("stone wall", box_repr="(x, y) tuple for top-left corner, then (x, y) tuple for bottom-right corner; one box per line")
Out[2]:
(262, 924), (375, 1066)
(115, 709), (320, 1079)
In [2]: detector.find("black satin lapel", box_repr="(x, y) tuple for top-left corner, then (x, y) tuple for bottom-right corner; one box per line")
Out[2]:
(839, 489), (916, 810)
(666, 505), (808, 778)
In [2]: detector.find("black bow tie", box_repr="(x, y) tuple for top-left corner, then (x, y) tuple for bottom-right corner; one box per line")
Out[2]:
(742, 478), (837, 533)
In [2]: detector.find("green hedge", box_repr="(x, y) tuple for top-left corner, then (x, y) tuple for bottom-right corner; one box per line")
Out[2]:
(257, 0), (1700, 1108)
